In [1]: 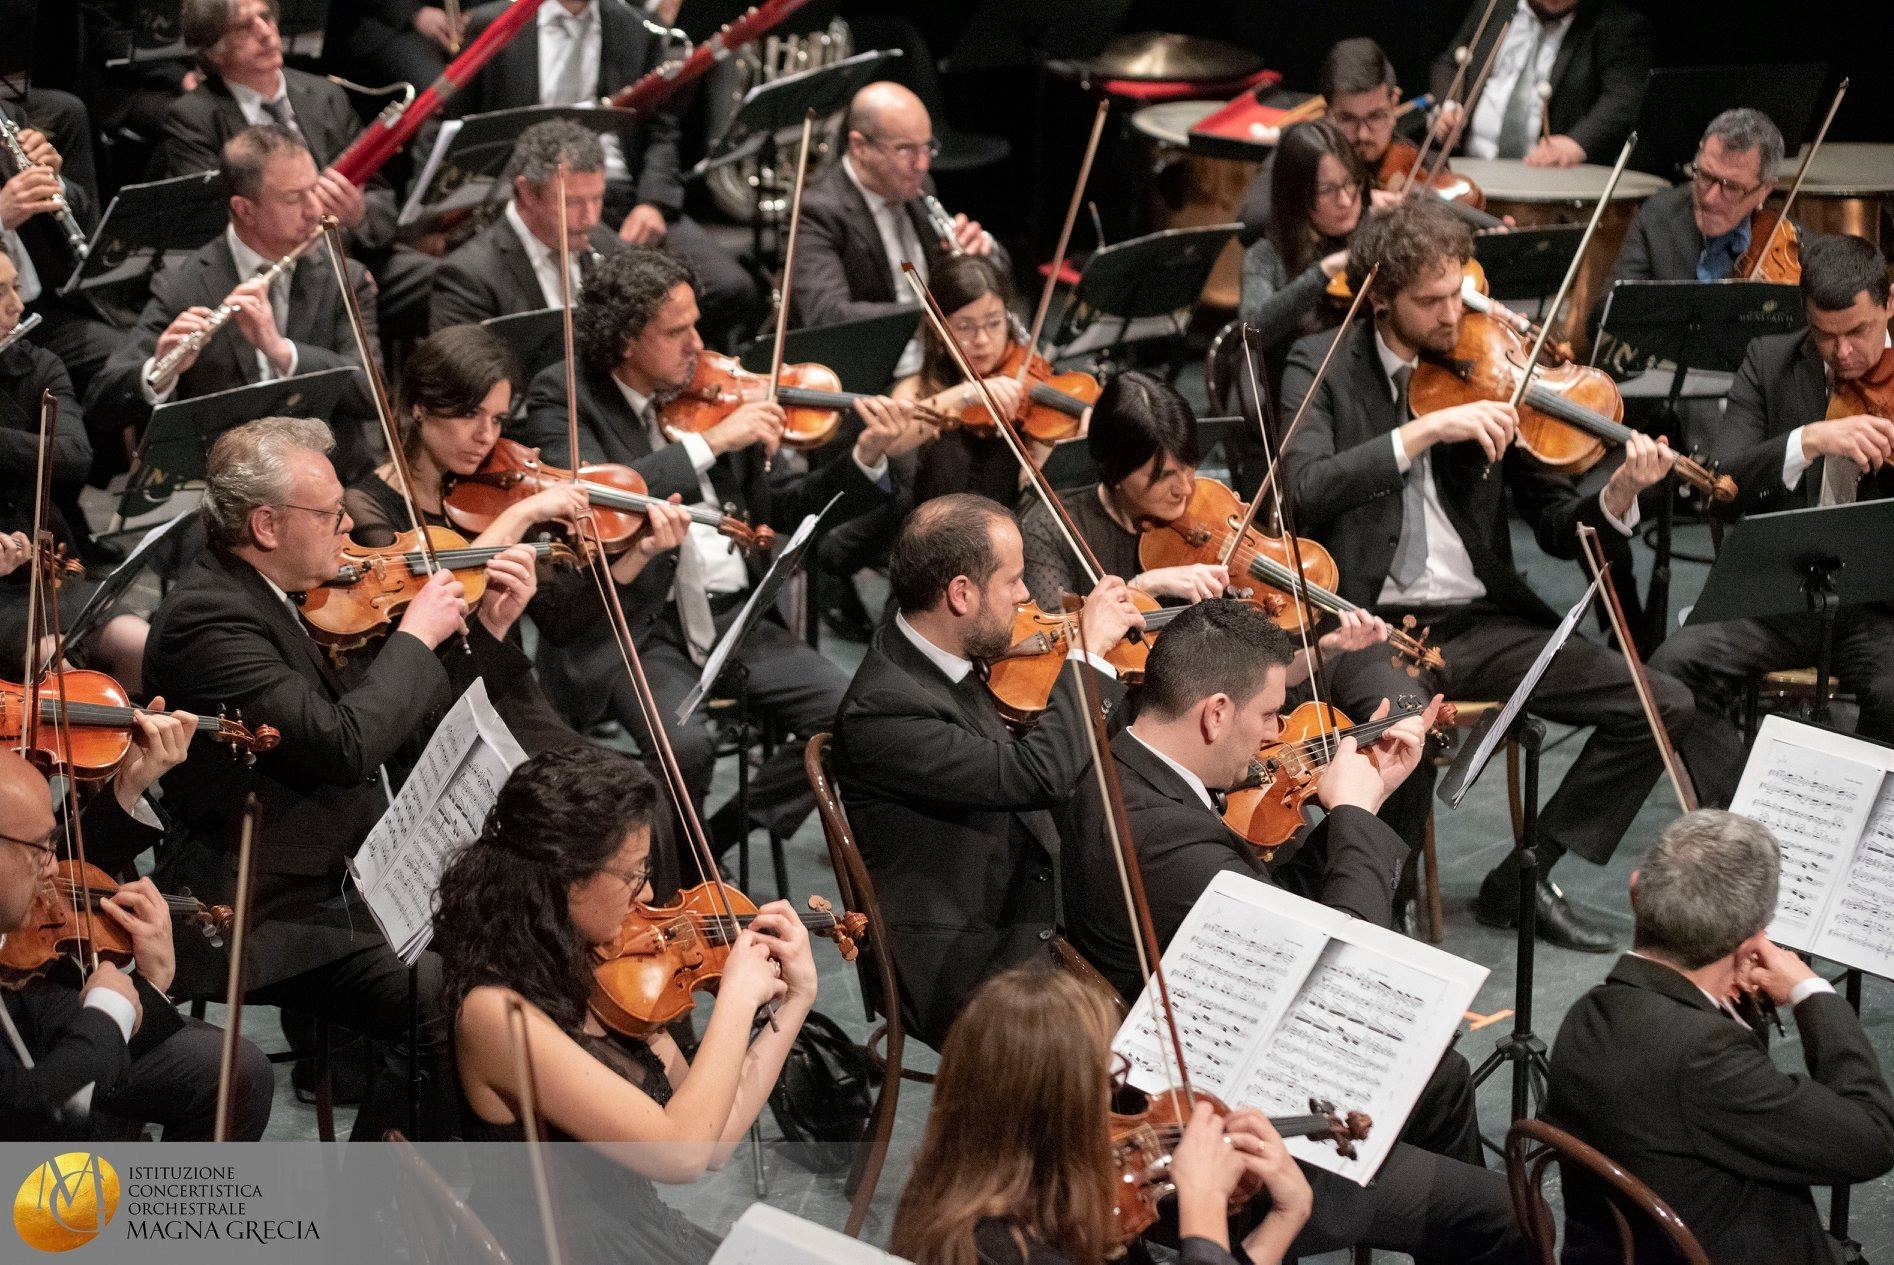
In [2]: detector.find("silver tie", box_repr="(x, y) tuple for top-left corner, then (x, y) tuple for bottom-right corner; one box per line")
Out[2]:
(1389, 367), (1430, 589)
(547, 12), (592, 107)
(1494, 22), (1550, 159)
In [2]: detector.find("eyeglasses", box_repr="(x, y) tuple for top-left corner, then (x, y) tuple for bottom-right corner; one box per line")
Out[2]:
(947, 314), (1010, 342)
(602, 860), (651, 892)
(1683, 161), (1765, 200)
(861, 134), (941, 163)
(1330, 107), (1395, 131)
(278, 502), (347, 533)
(0, 828), (58, 858)
(1315, 181), (1361, 204)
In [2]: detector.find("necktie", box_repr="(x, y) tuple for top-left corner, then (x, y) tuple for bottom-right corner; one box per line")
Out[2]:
(645, 402), (718, 664)
(1820, 455), (1863, 507)
(260, 95), (302, 142)
(270, 263), (293, 337)
(547, 12), (592, 107)
(1495, 20), (1549, 159)
(1389, 367), (1430, 588)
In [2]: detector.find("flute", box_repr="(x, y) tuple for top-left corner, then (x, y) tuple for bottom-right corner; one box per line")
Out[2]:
(0, 311), (43, 356)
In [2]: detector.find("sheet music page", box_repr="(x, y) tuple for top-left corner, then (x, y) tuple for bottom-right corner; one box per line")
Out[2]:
(709, 1203), (906, 1264)
(1112, 870), (1336, 1104)
(1228, 915), (1487, 1185)
(1812, 774), (1894, 976)
(398, 120), (464, 225)
(1732, 716), (1884, 950)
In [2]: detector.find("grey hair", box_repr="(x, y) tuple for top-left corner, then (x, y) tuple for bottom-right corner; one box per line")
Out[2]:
(509, 120), (606, 188)
(221, 123), (309, 203)
(1632, 809), (1780, 969)
(205, 416), (334, 548)
(182, 0), (279, 60)
(1701, 108), (1785, 183)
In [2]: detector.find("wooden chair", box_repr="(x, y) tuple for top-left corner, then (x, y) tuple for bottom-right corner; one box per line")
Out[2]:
(1743, 667), (1852, 741)
(804, 732), (937, 1238)
(383, 1130), (514, 1265)
(1505, 1118), (1710, 1265)
(1415, 700), (1524, 944)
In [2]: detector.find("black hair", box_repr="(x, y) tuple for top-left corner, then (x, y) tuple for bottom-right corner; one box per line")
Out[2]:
(1088, 371), (1200, 488)
(1268, 119), (1371, 278)
(1801, 232), (1890, 310)
(575, 247), (698, 378)
(888, 493), (1014, 615)
(1140, 599), (1295, 721)
(918, 254), (1019, 394)
(435, 746), (659, 1031)
(396, 324), (521, 461)
(1319, 38), (1396, 103)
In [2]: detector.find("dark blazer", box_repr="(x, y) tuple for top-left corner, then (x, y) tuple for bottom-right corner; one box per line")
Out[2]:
(789, 160), (1011, 329)
(0, 340), (88, 531)
(1543, 953), (1894, 1265)
(160, 67), (399, 251)
(1, 984), (129, 1141)
(429, 216), (622, 332)
(454, 0), (685, 215)
(142, 541), (454, 979)
(1064, 729), (1406, 1001)
(1609, 184), (1704, 283)
(834, 623), (1123, 1046)
(1278, 319), (1613, 624)
(1712, 330), (1839, 516)
(1429, 0), (1652, 162)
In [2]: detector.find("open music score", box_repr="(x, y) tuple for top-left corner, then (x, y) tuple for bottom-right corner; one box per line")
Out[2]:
(1112, 871), (1487, 1185)
(1734, 716), (1894, 976)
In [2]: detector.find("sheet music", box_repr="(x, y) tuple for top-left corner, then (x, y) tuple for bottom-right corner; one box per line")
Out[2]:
(349, 681), (527, 962)
(1812, 775), (1894, 976)
(398, 120), (464, 226)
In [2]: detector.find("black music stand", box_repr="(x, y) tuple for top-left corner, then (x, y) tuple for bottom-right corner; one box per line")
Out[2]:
(1687, 499), (1894, 725)
(1626, 64), (1827, 179)
(1473, 225), (1583, 301)
(481, 307), (565, 381)
(1594, 278), (1804, 648)
(400, 105), (641, 232)
(59, 170), (229, 298)
(111, 368), (357, 526)
(737, 309), (919, 394)
(1049, 223), (1240, 372)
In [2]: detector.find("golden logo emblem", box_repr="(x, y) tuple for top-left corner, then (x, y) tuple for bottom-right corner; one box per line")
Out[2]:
(14, 1152), (120, 1253)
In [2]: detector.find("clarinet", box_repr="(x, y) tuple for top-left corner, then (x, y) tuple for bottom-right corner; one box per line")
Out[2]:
(0, 311), (42, 356)
(0, 115), (88, 262)
(922, 194), (965, 257)
(144, 220), (333, 394)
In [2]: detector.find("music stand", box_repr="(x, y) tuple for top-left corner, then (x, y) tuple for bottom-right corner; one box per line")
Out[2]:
(1050, 224), (1240, 369)
(1473, 225), (1583, 301)
(400, 105), (641, 230)
(1627, 64), (1827, 179)
(59, 170), (229, 298)
(482, 307), (565, 381)
(111, 368), (357, 526)
(736, 309), (919, 394)
(1687, 499), (1894, 725)
(1594, 278), (1804, 648)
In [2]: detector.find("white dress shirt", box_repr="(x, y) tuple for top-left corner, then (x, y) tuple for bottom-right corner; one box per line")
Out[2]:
(613, 374), (749, 595)
(536, 1), (629, 183)
(893, 609), (1118, 685)
(1464, 0), (1574, 160)
(225, 72), (294, 129)
(1126, 728), (1217, 812)
(505, 199), (582, 310)
(141, 225), (299, 405)
(842, 155), (926, 377)
(1781, 330), (1894, 502)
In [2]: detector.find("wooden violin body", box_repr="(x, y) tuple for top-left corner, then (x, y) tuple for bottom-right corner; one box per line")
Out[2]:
(1736, 208), (1801, 283)
(1139, 477), (1329, 632)
(954, 343), (1097, 444)
(661, 350), (849, 451)
(1376, 138), (1487, 210)
(1828, 345), (1894, 423)
(0, 859), (233, 987)
(982, 593), (1166, 726)
(0, 671), (279, 782)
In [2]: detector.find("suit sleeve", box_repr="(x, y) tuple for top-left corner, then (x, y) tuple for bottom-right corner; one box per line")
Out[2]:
(1678, 992), (1894, 1187)
(0, 351), (87, 486)
(1563, 8), (1653, 161)
(1301, 805), (1407, 926)
(90, 265), (184, 430)
(1239, 241), (1328, 351)
(763, 446), (891, 532)
(1430, 6), (1481, 101)
(1715, 341), (1798, 514)
(161, 93), (222, 178)
(631, 99), (686, 217)
(1507, 453), (1610, 560)
(791, 203), (906, 328)
(428, 249), (497, 332)
(1279, 340), (1405, 528)
(1, 988), (130, 1133)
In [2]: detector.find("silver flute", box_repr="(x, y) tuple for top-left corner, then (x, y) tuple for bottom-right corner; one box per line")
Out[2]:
(144, 219), (334, 394)
(0, 114), (88, 261)
(0, 311), (42, 355)
(922, 194), (966, 257)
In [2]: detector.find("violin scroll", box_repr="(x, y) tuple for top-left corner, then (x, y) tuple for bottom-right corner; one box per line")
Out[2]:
(1308, 1096), (1374, 1159)
(809, 894), (865, 962)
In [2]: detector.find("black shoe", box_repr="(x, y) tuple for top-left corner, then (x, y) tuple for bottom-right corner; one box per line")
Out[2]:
(1472, 874), (1615, 953)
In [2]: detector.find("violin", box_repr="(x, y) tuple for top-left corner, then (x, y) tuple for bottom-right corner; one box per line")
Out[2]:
(1830, 344), (1894, 422)
(981, 594), (1176, 726)
(1735, 208), (1800, 284)
(1139, 477), (1443, 671)
(0, 858), (234, 987)
(443, 436), (774, 555)
(1376, 138), (1500, 231)
(1222, 700), (1448, 858)
(2, 670), (279, 782)
(1109, 1084), (1370, 1246)
(297, 524), (581, 655)
(1409, 308), (1737, 502)
(1329, 254), (1489, 306)
(588, 881), (866, 1037)
(661, 350), (918, 453)
(949, 343), (1099, 445)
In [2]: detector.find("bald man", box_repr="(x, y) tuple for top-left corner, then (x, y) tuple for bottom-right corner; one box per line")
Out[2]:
(790, 81), (1008, 353)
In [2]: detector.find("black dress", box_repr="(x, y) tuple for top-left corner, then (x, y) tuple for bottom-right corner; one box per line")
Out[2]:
(461, 1031), (722, 1265)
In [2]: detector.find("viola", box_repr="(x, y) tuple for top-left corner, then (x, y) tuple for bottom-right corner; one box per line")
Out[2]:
(1139, 477), (1444, 671)
(589, 881), (866, 1037)
(661, 350), (919, 453)
(1409, 309), (1737, 502)
(0, 859), (234, 987)
(951, 343), (1099, 445)
(1827, 343), (1894, 423)
(443, 436), (774, 555)
(297, 525), (581, 655)
(1735, 208), (1800, 284)
(1376, 138), (1500, 230)
(1222, 701), (1448, 858)
(1, 670), (279, 782)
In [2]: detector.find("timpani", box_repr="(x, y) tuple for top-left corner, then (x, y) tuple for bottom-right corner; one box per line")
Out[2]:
(1776, 142), (1894, 249)
(1131, 100), (1256, 310)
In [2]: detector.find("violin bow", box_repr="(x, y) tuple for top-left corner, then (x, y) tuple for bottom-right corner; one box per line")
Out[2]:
(762, 110), (818, 472)
(1744, 78), (1848, 281)
(1403, 12), (1512, 199)
(17, 390), (53, 759)
(1013, 99), (1110, 400)
(320, 219), (470, 653)
(1394, 0), (1505, 200)
(506, 995), (567, 1265)
(1576, 525), (1697, 813)
(214, 794), (260, 1142)
(556, 160), (583, 500)
(902, 263), (1106, 588)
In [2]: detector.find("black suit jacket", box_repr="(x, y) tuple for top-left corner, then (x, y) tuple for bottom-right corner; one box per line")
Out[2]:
(1064, 729), (1407, 1001)
(0, 101), (99, 296)
(1609, 184), (1704, 283)
(1, 984), (129, 1141)
(454, 0), (684, 215)
(1429, 0), (1652, 162)
(834, 624), (1123, 1046)
(142, 541), (453, 979)
(1279, 319), (1612, 624)
(160, 68), (399, 251)
(1712, 330), (1841, 516)
(1544, 954), (1894, 1265)
(789, 160), (1011, 329)
(429, 216), (622, 332)
(0, 341), (88, 532)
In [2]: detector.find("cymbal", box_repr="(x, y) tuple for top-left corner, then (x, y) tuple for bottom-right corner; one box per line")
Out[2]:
(1085, 32), (1263, 83)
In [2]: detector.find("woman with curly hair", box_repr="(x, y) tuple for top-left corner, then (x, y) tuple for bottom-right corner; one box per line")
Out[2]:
(435, 744), (817, 1264)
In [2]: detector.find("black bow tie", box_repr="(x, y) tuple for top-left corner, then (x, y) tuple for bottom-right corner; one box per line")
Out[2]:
(1207, 787), (1229, 814)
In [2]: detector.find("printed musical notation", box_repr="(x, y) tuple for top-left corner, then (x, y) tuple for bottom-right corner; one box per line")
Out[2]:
(1813, 776), (1894, 976)
(1735, 739), (1876, 947)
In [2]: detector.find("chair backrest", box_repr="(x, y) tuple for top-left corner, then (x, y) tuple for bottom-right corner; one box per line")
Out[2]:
(1505, 1118), (1711, 1265)
(804, 733), (906, 1033)
(384, 1130), (514, 1265)
(1205, 318), (1243, 416)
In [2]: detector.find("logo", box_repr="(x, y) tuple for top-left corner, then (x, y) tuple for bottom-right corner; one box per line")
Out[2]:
(14, 1153), (120, 1252)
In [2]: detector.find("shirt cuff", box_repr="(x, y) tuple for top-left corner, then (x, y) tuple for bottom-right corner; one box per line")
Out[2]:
(1390, 428), (1413, 475)
(1066, 647), (1118, 680)
(140, 357), (177, 406)
(678, 430), (716, 476)
(280, 342), (299, 379)
(1782, 428), (1810, 490)
(130, 795), (162, 831)
(1599, 490), (1641, 535)
(853, 450), (892, 487)
(1790, 976), (1835, 1007)
(83, 987), (136, 1043)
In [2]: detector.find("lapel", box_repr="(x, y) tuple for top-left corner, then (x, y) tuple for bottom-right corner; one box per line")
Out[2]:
(875, 620), (1003, 738)
(1350, 322), (1401, 438)
(284, 71), (335, 165)
(1111, 728), (1253, 862)
(285, 252), (333, 347)
(207, 545), (348, 695)
(599, 2), (643, 93)
(200, 243), (254, 385)
(1546, 2), (1594, 105)
(506, 17), (544, 101)
(579, 361), (653, 466)
(491, 221), (547, 312)
(829, 165), (895, 303)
